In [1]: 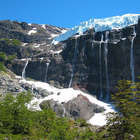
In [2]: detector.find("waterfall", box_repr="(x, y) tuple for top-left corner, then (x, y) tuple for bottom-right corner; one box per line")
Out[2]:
(62, 106), (66, 117)
(130, 27), (136, 83)
(69, 38), (78, 88)
(104, 31), (110, 101)
(44, 62), (50, 82)
(99, 34), (104, 99)
(22, 59), (29, 79)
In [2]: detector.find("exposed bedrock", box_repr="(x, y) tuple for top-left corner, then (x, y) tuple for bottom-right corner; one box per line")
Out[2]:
(7, 19), (140, 99)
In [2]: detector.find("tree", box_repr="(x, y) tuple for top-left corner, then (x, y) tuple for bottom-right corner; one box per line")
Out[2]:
(106, 80), (140, 140)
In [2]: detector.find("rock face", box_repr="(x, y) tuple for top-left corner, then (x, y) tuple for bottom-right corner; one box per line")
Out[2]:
(64, 94), (105, 120)
(0, 71), (25, 95)
(1, 19), (140, 100)
(40, 99), (66, 117)
(40, 94), (105, 120)
(0, 20), (66, 44)
(20, 81), (53, 97)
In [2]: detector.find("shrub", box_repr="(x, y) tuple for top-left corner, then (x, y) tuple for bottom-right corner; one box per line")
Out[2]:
(11, 39), (21, 46)
(7, 54), (17, 62)
(0, 92), (98, 139)
(0, 52), (7, 61)
(0, 38), (21, 46)
(0, 62), (6, 72)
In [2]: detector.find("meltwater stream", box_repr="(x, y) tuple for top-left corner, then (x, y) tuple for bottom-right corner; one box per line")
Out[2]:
(68, 38), (78, 88)
(99, 34), (104, 99)
(44, 62), (50, 82)
(22, 59), (29, 79)
(104, 31), (110, 101)
(130, 27), (136, 83)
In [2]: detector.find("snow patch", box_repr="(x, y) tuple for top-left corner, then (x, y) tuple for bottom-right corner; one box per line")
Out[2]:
(40, 57), (44, 60)
(51, 34), (59, 38)
(50, 49), (63, 55)
(28, 28), (37, 35)
(33, 43), (40, 48)
(121, 38), (127, 40)
(15, 75), (22, 79)
(22, 43), (28, 46)
(52, 40), (59, 45)
(61, 29), (67, 34)
(20, 79), (115, 126)
(42, 24), (46, 29)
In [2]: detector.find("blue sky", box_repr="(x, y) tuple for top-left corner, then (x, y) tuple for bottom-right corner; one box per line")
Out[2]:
(0, 0), (139, 28)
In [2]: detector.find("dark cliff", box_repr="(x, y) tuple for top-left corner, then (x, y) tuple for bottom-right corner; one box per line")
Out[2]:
(1, 19), (140, 100)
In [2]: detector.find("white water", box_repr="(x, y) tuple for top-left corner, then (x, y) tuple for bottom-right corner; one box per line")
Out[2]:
(99, 34), (104, 99)
(68, 38), (78, 88)
(22, 59), (29, 79)
(45, 63), (50, 82)
(62, 106), (66, 117)
(104, 31), (110, 101)
(130, 27), (136, 82)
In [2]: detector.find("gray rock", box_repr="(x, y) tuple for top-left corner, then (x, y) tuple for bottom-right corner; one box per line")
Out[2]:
(0, 71), (25, 95)
(40, 99), (65, 117)
(39, 94), (105, 120)
(20, 82), (53, 97)
(64, 94), (105, 120)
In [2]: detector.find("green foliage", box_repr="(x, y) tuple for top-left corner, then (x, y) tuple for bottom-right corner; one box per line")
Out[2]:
(0, 62), (6, 72)
(106, 80), (140, 140)
(76, 119), (88, 127)
(0, 92), (32, 134)
(0, 38), (11, 44)
(7, 54), (17, 62)
(11, 39), (21, 46)
(0, 92), (98, 140)
(0, 52), (16, 62)
(0, 52), (7, 61)
(0, 38), (21, 46)
(0, 52), (16, 73)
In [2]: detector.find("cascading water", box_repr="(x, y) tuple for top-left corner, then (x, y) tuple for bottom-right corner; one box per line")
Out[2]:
(104, 31), (110, 101)
(44, 62), (50, 82)
(130, 26), (136, 83)
(99, 34), (104, 99)
(68, 38), (78, 88)
(62, 106), (66, 117)
(22, 59), (29, 79)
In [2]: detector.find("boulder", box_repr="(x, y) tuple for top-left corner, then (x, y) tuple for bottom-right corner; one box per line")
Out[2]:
(40, 99), (65, 117)
(39, 94), (105, 120)
(64, 94), (105, 120)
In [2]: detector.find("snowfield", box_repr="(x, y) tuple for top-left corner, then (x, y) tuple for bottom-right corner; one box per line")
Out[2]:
(53, 14), (140, 43)
(20, 79), (115, 126)
(28, 28), (37, 35)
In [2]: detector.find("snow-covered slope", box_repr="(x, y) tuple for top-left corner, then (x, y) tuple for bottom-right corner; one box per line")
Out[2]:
(20, 79), (115, 126)
(53, 14), (140, 43)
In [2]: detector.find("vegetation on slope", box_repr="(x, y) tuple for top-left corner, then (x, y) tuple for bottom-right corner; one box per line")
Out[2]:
(0, 79), (140, 140)
(0, 38), (21, 46)
(0, 62), (6, 72)
(105, 80), (140, 140)
(0, 92), (102, 140)
(0, 51), (16, 72)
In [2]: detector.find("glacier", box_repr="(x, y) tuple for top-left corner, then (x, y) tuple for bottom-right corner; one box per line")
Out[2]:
(53, 14), (140, 43)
